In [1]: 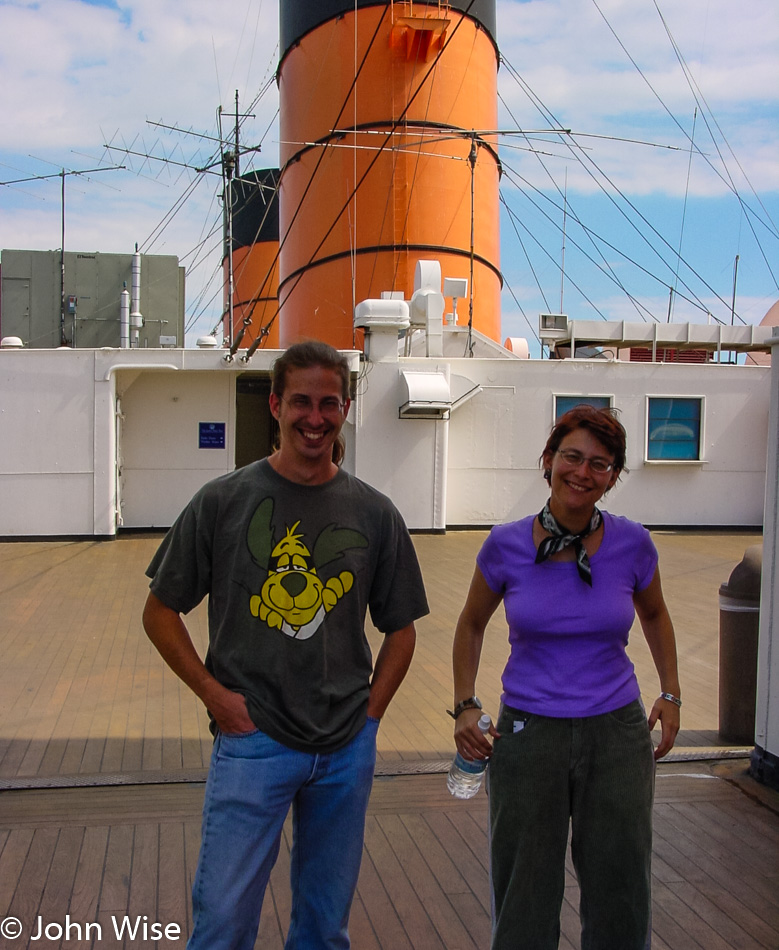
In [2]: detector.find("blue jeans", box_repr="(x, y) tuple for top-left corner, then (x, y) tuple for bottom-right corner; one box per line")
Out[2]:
(187, 717), (380, 950)
(488, 700), (655, 950)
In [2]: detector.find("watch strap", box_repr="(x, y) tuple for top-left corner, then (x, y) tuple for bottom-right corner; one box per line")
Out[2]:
(447, 697), (482, 720)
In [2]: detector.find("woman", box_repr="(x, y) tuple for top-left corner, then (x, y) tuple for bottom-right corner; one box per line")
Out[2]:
(452, 405), (680, 950)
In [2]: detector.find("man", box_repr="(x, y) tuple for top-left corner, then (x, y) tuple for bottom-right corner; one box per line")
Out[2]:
(143, 341), (428, 949)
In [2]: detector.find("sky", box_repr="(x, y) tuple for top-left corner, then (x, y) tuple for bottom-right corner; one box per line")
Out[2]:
(0, 0), (777, 351)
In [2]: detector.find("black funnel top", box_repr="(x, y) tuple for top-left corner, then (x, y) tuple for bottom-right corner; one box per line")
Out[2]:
(225, 169), (280, 254)
(280, 0), (497, 63)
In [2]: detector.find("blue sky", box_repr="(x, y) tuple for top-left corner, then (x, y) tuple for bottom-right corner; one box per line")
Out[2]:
(0, 0), (776, 350)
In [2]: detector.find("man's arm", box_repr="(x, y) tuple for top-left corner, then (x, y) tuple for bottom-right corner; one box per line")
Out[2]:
(142, 591), (255, 734)
(366, 623), (416, 719)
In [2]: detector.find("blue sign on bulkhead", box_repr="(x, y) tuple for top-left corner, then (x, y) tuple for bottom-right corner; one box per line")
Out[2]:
(199, 422), (226, 449)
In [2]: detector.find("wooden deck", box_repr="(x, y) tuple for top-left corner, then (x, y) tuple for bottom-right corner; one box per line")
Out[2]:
(1, 530), (778, 948)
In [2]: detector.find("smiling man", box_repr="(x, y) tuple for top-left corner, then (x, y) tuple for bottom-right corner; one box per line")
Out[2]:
(142, 341), (428, 950)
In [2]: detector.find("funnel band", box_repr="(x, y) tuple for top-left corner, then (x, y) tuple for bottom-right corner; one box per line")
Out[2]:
(280, 0), (497, 63)
(282, 121), (502, 175)
(278, 242), (503, 296)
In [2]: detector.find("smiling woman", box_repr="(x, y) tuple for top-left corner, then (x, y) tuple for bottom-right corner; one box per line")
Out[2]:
(452, 403), (681, 950)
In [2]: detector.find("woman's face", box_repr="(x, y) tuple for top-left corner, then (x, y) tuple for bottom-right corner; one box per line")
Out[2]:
(543, 427), (620, 517)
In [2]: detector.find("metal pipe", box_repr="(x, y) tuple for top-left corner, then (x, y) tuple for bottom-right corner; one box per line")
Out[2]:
(130, 244), (143, 346)
(120, 285), (130, 348)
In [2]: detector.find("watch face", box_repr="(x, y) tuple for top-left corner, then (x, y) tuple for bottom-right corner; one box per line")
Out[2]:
(459, 697), (481, 713)
(449, 697), (483, 719)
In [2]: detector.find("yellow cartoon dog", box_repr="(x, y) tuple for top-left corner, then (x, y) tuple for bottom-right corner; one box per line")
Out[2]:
(247, 499), (367, 639)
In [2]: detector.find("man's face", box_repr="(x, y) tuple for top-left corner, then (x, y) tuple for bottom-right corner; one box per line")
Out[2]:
(269, 366), (350, 467)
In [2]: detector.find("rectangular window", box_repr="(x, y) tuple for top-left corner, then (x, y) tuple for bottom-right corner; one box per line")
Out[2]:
(554, 395), (612, 421)
(646, 397), (702, 460)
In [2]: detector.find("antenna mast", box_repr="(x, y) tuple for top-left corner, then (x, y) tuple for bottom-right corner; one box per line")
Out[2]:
(219, 90), (256, 352)
(104, 97), (257, 351)
(219, 103), (236, 348)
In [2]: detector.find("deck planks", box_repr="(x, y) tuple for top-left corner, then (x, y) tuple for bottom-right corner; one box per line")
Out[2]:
(1, 769), (777, 949)
(0, 530), (761, 783)
(1, 532), (777, 948)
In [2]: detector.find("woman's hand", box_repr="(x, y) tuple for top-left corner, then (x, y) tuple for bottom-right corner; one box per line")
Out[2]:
(451, 567), (503, 761)
(634, 569), (681, 760)
(647, 695), (680, 759)
(453, 706), (499, 761)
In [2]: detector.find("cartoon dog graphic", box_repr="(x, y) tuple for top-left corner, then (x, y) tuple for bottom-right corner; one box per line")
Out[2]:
(247, 498), (368, 639)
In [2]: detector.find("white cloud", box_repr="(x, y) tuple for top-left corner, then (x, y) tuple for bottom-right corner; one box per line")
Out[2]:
(1, 0), (776, 345)
(0, 0), (280, 152)
(496, 0), (779, 194)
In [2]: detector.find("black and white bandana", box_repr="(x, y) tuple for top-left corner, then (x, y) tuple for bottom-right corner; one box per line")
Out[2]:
(534, 501), (602, 587)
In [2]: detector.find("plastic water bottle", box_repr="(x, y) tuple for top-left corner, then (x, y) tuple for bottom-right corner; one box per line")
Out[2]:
(447, 713), (492, 799)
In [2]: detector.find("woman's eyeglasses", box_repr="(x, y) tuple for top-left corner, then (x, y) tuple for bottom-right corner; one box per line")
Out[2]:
(556, 448), (614, 474)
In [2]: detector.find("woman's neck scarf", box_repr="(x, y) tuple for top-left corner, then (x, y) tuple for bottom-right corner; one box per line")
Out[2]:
(535, 501), (602, 587)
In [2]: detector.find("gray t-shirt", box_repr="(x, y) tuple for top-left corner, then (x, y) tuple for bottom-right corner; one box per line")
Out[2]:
(146, 459), (429, 753)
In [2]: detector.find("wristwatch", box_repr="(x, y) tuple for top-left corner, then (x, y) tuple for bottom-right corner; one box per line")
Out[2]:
(447, 696), (483, 720)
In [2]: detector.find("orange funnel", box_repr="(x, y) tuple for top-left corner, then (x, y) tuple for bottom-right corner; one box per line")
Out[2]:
(277, 1), (501, 349)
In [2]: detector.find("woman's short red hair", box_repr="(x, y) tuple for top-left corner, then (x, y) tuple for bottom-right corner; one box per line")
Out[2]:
(540, 405), (627, 482)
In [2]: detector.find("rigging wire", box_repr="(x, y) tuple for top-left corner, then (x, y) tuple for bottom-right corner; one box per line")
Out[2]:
(150, 74), (280, 336)
(140, 174), (205, 253)
(111, 26), (280, 314)
(500, 56), (746, 323)
(228, 0), (262, 98)
(500, 269), (541, 347)
(591, 0), (777, 255)
(250, 0), (483, 349)
(128, 1), (774, 344)
(184, 224), (222, 286)
(500, 191), (551, 314)
(365, 32), (429, 300)
(651, 0), (778, 243)
(353, 0), (358, 326)
(206, 95), (278, 334)
(501, 160), (716, 323)
(478, 0), (779, 337)
(670, 108), (697, 322)
(500, 88), (650, 324)
(499, 84), (654, 323)
(234, 7), (393, 354)
(392, 37), (439, 294)
(501, 196), (611, 323)
(649, 0), (779, 289)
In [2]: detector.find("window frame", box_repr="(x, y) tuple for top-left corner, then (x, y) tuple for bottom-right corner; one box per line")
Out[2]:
(553, 394), (613, 423)
(644, 394), (706, 464)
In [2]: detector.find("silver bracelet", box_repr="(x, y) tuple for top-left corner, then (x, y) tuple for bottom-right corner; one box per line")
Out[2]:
(659, 692), (682, 707)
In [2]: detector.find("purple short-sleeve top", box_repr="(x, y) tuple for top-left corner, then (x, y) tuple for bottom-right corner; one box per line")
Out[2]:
(476, 510), (658, 717)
